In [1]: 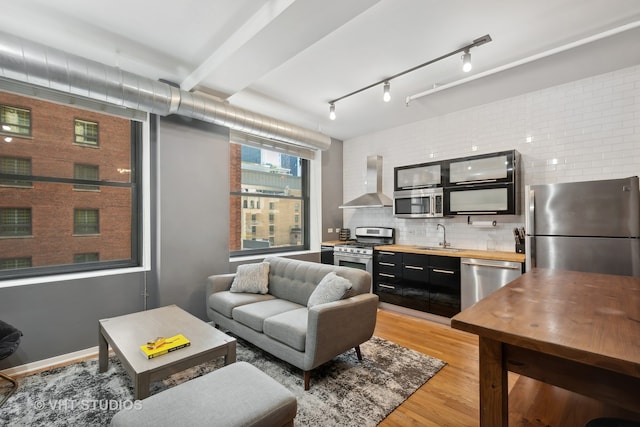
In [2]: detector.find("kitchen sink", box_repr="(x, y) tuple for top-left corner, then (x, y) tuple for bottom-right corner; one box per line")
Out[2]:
(414, 246), (461, 253)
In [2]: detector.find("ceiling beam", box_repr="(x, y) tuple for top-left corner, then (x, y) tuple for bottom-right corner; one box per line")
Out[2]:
(180, 0), (297, 92)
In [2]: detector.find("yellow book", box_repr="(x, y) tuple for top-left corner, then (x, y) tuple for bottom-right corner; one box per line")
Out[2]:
(140, 334), (191, 359)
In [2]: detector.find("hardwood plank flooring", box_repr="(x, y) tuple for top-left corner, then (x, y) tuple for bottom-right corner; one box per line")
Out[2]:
(376, 308), (640, 427)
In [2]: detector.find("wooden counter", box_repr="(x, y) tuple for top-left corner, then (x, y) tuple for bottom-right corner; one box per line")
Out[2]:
(374, 244), (525, 263)
(451, 269), (640, 426)
(320, 240), (354, 247)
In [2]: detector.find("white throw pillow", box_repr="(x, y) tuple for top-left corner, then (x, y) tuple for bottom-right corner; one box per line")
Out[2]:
(307, 272), (353, 308)
(230, 262), (270, 294)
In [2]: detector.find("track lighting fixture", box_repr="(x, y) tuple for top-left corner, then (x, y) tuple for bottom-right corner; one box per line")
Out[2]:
(329, 103), (336, 120)
(462, 50), (472, 72)
(383, 81), (391, 102)
(327, 34), (491, 120)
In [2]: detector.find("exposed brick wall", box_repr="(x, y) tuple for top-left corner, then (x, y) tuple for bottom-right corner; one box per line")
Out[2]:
(229, 143), (241, 251)
(0, 91), (132, 266)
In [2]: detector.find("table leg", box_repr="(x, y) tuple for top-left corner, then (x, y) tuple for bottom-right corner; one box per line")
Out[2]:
(135, 374), (150, 400)
(225, 339), (237, 365)
(98, 327), (108, 373)
(478, 337), (508, 427)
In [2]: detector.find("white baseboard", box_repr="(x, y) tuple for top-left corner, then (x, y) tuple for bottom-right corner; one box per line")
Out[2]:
(0, 346), (100, 377)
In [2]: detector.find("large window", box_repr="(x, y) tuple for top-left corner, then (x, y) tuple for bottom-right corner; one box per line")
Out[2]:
(0, 91), (141, 279)
(229, 143), (309, 255)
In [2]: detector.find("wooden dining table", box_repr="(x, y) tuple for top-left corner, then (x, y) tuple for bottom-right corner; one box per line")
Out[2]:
(451, 268), (640, 426)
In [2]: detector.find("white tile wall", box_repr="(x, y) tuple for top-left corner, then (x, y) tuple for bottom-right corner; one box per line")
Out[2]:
(342, 65), (640, 251)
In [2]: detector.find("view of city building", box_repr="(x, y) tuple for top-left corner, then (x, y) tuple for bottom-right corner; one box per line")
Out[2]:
(229, 143), (306, 253)
(0, 91), (134, 273)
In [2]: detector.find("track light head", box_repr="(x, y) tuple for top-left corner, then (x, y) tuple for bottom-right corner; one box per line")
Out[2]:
(329, 103), (336, 120)
(383, 81), (391, 102)
(462, 50), (472, 72)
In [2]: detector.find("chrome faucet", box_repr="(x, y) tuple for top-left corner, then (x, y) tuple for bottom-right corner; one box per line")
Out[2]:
(437, 223), (450, 248)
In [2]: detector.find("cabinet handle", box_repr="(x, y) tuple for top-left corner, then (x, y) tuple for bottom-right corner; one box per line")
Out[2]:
(379, 262), (395, 267)
(461, 261), (521, 270)
(378, 284), (395, 289)
(432, 268), (455, 274)
(378, 251), (396, 255)
(456, 211), (498, 215)
(455, 179), (497, 185)
(379, 273), (395, 278)
(404, 265), (424, 270)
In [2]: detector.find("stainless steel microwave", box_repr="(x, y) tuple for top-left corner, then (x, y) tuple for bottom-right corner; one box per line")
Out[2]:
(393, 188), (444, 218)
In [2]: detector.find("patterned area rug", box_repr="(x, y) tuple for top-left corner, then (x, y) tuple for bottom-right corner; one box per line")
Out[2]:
(0, 335), (445, 426)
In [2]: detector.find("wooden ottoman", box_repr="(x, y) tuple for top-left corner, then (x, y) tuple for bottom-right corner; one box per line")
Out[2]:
(110, 362), (297, 427)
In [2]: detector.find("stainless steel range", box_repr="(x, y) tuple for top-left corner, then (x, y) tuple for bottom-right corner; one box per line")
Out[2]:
(333, 227), (395, 274)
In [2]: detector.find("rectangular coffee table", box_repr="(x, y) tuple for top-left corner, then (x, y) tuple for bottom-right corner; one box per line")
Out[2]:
(98, 304), (236, 400)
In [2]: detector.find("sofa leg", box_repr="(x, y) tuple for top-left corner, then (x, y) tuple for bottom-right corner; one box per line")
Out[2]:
(303, 371), (310, 391)
(355, 345), (362, 361)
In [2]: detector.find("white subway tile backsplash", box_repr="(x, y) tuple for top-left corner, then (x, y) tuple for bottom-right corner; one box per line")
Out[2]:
(341, 64), (640, 249)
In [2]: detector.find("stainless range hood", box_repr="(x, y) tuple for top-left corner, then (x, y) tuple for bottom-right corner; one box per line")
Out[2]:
(340, 155), (393, 209)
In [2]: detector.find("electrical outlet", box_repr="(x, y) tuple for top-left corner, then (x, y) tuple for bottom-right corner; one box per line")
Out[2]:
(327, 228), (334, 233)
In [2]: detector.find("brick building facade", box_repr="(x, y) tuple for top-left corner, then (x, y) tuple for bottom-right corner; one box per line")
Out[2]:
(0, 91), (132, 269)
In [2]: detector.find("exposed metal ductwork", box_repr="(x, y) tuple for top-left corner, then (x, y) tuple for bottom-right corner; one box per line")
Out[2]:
(0, 31), (331, 151)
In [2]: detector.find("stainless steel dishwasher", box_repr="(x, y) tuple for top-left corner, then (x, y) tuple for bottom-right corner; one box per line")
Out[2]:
(460, 257), (522, 310)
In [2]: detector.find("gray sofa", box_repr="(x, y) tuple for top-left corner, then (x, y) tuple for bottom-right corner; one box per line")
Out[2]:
(206, 256), (378, 390)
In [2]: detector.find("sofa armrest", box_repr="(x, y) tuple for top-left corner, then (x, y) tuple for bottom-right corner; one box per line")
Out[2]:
(304, 293), (379, 370)
(206, 273), (235, 296)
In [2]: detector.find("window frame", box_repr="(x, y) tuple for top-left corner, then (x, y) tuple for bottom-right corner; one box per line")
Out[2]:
(0, 207), (32, 237)
(0, 119), (142, 280)
(74, 118), (99, 146)
(230, 145), (310, 258)
(0, 104), (31, 137)
(0, 156), (32, 187)
(73, 163), (100, 191)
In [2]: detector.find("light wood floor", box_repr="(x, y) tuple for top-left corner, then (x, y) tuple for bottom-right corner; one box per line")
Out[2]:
(375, 308), (640, 427)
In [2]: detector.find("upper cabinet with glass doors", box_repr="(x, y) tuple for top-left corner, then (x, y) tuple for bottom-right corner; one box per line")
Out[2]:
(446, 150), (516, 186)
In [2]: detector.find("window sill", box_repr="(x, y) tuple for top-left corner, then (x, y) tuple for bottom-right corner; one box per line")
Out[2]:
(0, 265), (149, 289)
(230, 249), (315, 263)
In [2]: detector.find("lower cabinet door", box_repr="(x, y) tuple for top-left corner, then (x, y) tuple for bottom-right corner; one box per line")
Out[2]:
(402, 281), (429, 312)
(429, 283), (461, 317)
(376, 282), (404, 305)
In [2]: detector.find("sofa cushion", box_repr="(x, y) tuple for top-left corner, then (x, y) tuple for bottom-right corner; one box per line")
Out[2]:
(263, 308), (308, 352)
(232, 299), (304, 332)
(307, 272), (353, 308)
(264, 256), (373, 305)
(209, 291), (275, 318)
(230, 262), (270, 294)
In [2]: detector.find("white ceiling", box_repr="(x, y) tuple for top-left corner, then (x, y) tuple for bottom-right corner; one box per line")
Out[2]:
(2, 0), (640, 141)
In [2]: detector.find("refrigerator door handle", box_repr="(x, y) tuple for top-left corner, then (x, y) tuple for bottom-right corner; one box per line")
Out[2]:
(526, 188), (536, 271)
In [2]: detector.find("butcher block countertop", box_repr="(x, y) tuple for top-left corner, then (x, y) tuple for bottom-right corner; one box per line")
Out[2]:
(374, 244), (526, 263)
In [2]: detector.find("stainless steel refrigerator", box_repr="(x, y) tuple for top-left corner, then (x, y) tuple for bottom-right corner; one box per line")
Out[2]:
(525, 176), (640, 277)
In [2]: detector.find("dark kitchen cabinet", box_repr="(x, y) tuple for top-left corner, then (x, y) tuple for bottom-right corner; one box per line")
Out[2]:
(320, 245), (334, 265)
(374, 251), (461, 317)
(444, 150), (520, 216)
(427, 255), (461, 317)
(374, 251), (404, 306)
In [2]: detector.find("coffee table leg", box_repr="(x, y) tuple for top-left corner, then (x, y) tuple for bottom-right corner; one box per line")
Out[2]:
(225, 339), (237, 365)
(98, 328), (108, 373)
(135, 374), (150, 400)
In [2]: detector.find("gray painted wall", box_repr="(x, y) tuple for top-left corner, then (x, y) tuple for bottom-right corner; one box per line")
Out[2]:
(322, 138), (344, 242)
(0, 273), (145, 369)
